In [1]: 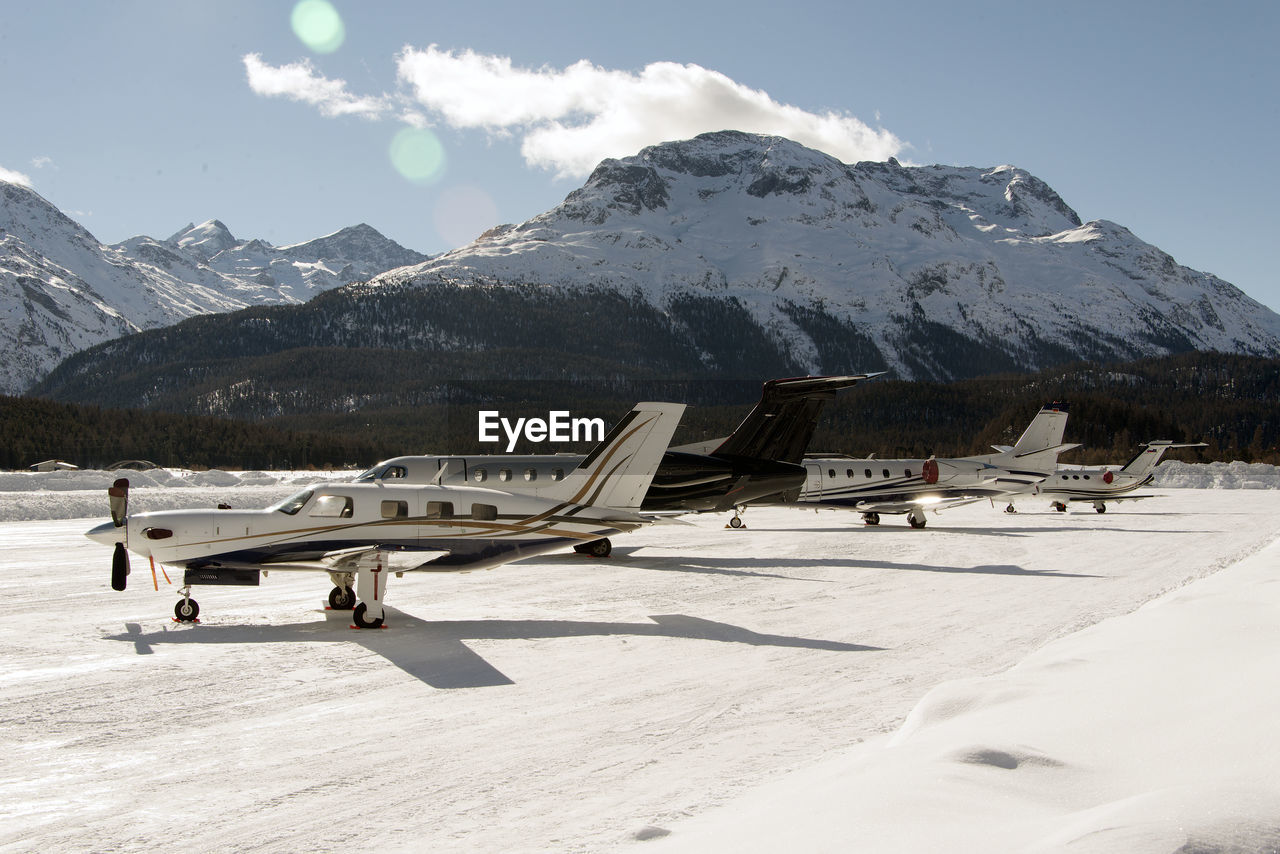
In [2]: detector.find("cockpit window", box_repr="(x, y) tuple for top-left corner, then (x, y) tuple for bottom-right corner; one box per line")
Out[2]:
(311, 494), (354, 518)
(270, 489), (313, 515)
(354, 464), (407, 482)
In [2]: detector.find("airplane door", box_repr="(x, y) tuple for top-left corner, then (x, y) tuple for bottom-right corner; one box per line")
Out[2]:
(437, 458), (466, 484)
(805, 463), (823, 501)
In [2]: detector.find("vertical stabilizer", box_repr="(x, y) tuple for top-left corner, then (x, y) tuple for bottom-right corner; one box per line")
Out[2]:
(1010, 403), (1070, 456)
(1120, 441), (1208, 476)
(541, 402), (686, 511)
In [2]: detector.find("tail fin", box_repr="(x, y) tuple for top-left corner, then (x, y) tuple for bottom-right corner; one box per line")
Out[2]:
(985, 402), (1077, 474)
(541, 402), (685, 511)
(1120, 441), (1208, 476)
(709, 374), (880, 463)
(1009, 402), (1070, 457)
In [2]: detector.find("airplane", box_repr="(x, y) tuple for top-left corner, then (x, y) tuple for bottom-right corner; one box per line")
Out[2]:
(85, 401), (685, 627)
(354, 374), (879, 552)
(1014, 440), (1207, 514)
(766, 403), (1077, 528)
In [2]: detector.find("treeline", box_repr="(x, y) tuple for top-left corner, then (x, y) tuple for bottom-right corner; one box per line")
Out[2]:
(6, 351), (1279, 469)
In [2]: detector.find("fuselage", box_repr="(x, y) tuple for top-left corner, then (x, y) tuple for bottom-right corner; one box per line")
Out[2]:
(1033, 466), (1150, 501)
(85, 481), (643, 570)
(784, 455), (1045, 510)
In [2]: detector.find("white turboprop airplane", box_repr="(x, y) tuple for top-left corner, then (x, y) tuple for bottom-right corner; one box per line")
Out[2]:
(85, 401), (685, 627)
(1016, 440), (1207, 514)
(776, 403), (1077, 528)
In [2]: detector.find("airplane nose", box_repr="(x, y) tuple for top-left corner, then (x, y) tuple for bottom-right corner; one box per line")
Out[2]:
(85, 520), (125, 546)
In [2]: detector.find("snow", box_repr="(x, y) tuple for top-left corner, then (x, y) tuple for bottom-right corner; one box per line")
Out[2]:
(2, 467), (1279, 852)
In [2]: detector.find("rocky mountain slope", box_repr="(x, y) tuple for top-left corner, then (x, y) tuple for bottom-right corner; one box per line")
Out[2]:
(0, 180), (427, 393)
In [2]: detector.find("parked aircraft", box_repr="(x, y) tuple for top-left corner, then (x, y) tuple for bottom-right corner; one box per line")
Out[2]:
(773, 403), (1077, 528)
(85, 402), (685, 627)
(355, 374), (878, 551)
(1019, 440), (1207, 513)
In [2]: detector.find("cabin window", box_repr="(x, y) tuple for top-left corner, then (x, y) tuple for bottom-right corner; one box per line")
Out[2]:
(380, 500), (408, 519)
(471, 503), (498, 521)
(499, 469), (512, 482)
(426, 501), (454, 520)
(473, 468), (487, 483)
(904, 469), (912, 478)
(552, 468), (565, 481)
(311, 494), (353, 518)
(882, 469), (890, 479)
(270, 489), (313, 515)
(846, 469), (854, 478)
(524, 468), (537, 482)
(864, 469), (872, 479)
(1083, 474), (1091, 480)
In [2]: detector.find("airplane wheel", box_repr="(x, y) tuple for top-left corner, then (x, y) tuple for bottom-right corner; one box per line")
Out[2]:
(863, 513), (880, 526)
(588, 538), (612, 558)
(174, 598), (200, 622)
(907, 514), (927, 529)
(1095, 504), (1107, 514)
(1053, 503), (1067, 512)
(328, 586), (356, 610)
(352, 602), (384, 629)
(728, 516), (744, 529)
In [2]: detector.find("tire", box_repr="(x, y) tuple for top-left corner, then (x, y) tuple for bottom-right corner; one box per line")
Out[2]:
(1095, 504), (1107, 514)
(728, 516), (744, 529)
(328, 586), (356, 610)
(352, 602), (384, 629)
(863, 513), (880, 526)
(587, 538), (612, 558)
(907, 514), (927, 529)
(174, 598), (200, 622)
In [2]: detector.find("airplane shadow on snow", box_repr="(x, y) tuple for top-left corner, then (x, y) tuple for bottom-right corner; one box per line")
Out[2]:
(603, 548), (1103, 579)
(108, 610), (881, 690)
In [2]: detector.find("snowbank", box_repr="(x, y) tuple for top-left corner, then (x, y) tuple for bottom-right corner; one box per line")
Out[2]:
(0, 468), (357, 522)
(647, 538), (1280, 853)
(1153, 460), (1280, 489)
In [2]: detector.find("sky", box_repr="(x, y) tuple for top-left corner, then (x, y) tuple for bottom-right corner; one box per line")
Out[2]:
(2, 0), (1278, 311)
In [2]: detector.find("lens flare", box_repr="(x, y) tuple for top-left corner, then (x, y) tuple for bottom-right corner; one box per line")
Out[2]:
(389, 127), (446, 185)
(291, 0), (345, 54)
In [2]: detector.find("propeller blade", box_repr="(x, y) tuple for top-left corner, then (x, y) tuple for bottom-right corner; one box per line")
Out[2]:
(111, 541), (130, 591)
(108, 478), (130, 527)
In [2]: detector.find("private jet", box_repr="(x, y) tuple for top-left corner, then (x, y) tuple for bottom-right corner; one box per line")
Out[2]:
(773, 403), (1077, 528)
(85, 401), (685, 627)
(1021, 440), (1207, 513)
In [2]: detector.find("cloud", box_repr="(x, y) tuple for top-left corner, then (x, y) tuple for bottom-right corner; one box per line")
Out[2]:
(0, 165), (33, 186)
(395, 47), (904, 177)
(242, 48), (905, 177)
(243, 53), (390, 119)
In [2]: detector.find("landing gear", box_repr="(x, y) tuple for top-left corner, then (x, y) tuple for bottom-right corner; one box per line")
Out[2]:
(174, 594), (200, 623)
(727, 506), (747, 529)
(1004, 503), (1018, 514)
(328, 585), (356, 610)
(1052, 502), (1068, 512)
(352, 602), (384, 629)
(906, 509), (928, 529)
(1094, 502), (1107, 514)
(862, 512), (881, 526)
(574, 538), (613, 558)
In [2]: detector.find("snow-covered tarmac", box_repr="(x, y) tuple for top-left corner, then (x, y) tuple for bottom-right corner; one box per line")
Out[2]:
(2, 481), (1279, 852)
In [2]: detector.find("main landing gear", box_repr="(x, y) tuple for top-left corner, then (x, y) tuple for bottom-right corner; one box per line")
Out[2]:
(906, 509), (928, 529)
(1093, 501), (1108, 514)
(1004, 503), (1018, 514)
(574, 538), (613, 558)
(327, 571), (356, 610)
(1052, 501), (1068, 512)
(861, 512), (881, 526)
(727, 506), (747, 529)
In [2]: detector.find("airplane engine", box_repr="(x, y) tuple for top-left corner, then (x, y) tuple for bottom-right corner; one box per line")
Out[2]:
(922, 458), (940, 484)
(1103, 470), (1114, 484)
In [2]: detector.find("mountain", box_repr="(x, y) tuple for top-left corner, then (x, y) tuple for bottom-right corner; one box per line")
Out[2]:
(374, 130), (1280, 379)
(0, 180), (428, 394)
(30, 132), (1280, 419)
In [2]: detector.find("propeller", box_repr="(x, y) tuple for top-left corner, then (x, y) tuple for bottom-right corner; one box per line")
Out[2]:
(108, 478), (130, 591)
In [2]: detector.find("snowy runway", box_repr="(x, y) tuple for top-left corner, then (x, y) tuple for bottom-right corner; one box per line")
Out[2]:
(3, 490), (1278, 852)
